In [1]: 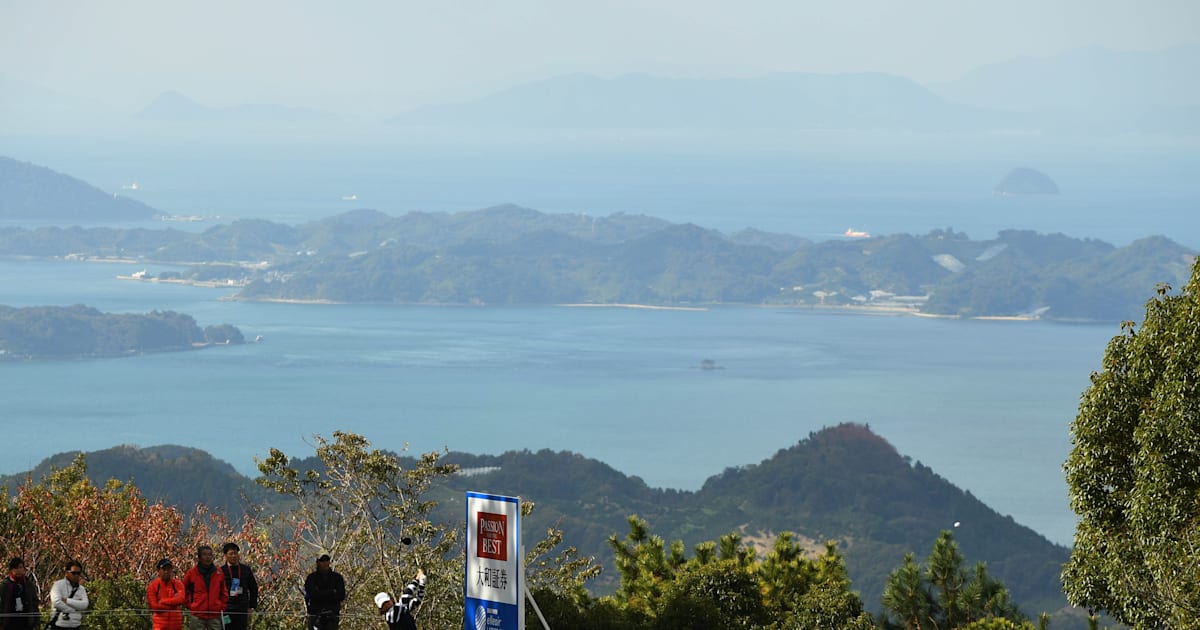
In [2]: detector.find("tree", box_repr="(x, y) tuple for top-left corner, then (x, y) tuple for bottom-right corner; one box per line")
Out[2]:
(256, 432), (463, 629)
(605, 516), (872, 628)
(523, 520), (603, 607)
(0, 455), (187, 584)
(881, 531), (1025, 629)
(1063, 258), (1200, 628)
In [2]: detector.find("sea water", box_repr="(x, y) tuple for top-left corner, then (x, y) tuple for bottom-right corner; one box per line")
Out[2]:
(0, 258), (1116, 547)
(5, 136), (1199, 247)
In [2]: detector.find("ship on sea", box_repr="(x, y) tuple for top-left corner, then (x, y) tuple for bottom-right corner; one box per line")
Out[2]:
(844, 228), (870, 238)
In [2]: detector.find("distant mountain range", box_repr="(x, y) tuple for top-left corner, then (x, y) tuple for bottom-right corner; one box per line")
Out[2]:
(382, 45), (1199, 134)
(387, 71), (1011, 131)
(928, 44), (1200, 118)
(0, 156), (159, 221)
(0, 424), (1077, 620)
(3, 45), (1196, 135)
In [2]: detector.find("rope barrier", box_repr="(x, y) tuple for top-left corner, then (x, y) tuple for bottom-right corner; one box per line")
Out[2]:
(0, 608), (403, 621)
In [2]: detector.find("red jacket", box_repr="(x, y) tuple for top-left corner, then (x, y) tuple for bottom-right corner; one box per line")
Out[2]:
(146, 577), (186, 630)
(182, 565), (228, 620)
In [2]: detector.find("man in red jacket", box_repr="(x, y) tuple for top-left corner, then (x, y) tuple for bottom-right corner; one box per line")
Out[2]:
(147, 558), (186, 630)
(183, 545), (228, 630)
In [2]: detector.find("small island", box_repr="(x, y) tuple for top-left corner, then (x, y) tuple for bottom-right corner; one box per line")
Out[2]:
(993, 167), (1060, 195)
(0, 304), (244, 360)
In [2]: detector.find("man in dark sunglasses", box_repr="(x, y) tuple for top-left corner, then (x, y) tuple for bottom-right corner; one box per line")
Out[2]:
(48, 561), (88, 629)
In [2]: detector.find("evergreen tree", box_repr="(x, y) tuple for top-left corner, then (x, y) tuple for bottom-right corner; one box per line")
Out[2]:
(881, 531), (1025, 629)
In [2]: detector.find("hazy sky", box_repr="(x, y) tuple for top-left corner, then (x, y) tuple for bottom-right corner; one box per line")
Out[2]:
(2, 0), (1198, 115)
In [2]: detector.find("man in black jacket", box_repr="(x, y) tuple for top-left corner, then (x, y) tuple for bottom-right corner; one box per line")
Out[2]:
(0, 558), (39, 630)
(304, 554), (345, 630)
(220, 543), (258, 630)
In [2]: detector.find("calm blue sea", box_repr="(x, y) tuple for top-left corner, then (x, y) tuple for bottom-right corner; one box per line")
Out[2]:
(0, 258), (1118, 547)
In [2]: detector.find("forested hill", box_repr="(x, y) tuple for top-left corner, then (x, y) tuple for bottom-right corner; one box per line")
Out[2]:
(0, 156), (159, 221)
(4, 425), (1072, 619)
(0, 304), (245, 360)
(0, 445), (266, 517)
(1, 205), (1193, 321)
(439, 424), (1070, 617)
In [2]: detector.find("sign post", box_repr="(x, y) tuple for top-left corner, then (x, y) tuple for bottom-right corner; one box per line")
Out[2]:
(464, 491), (521, 630)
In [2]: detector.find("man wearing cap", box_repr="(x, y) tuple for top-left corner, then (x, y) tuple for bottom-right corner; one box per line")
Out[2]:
(374, 569), (426, 630)
(146, 559), (186, 630)
(303, 554), (345, 630)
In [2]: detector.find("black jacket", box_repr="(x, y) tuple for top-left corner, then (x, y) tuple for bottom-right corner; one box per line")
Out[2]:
(220, 563), (258, 612)
(0, 575), (39, 630)
(303, 569), (346, 615)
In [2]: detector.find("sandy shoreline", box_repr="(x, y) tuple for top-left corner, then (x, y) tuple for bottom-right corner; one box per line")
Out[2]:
(558, 303), (709, 312)
(219, 296), (343, 305)
(117, 275), (246, 289)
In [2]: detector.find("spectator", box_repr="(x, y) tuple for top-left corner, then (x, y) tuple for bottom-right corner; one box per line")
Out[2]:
(0, 557), (39, 630)
(304, 554), (345, 630)
(219, 543), (257, 630)
(147, 558), (185, 630)
(47, 560), (88, 629)
(183, 546), (227, 630)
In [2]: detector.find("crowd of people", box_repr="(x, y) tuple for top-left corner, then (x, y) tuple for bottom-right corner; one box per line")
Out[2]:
(0, 546), (426, 630)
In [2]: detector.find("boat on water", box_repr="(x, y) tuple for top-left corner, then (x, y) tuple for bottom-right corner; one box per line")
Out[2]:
(341, 194), (358, 201)
(844, 228), (870, 238)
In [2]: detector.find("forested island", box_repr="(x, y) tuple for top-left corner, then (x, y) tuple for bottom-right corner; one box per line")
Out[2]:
(993, 167), (1060, 195)
(0, 304), (244, 360)
(1, 205), (1194, 322)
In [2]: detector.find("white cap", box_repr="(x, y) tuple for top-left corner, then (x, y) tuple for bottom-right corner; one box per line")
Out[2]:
(374, 592), (391, 608)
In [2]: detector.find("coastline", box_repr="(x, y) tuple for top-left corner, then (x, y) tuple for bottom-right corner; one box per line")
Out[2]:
(219, 296), (343, 305)
(117, 285), (1047, 321)
(117, 275), (246, 289)
(558, 303), (709, 312)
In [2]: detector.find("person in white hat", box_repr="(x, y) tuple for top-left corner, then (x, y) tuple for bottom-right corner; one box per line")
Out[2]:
(374, 569), (426, 630)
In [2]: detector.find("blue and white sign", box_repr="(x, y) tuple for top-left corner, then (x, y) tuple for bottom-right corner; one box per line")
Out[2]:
(465, 491), (521, 630)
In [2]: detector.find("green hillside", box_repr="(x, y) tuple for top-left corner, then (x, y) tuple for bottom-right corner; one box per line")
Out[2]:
(436, 424), (1070, 616)
(0, 444), (268, 516)
(0, 156), (159, 221)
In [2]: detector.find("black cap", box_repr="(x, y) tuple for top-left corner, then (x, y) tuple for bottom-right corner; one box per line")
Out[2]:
(156, 559), (173, 569)
(316, 554), (331, 562)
